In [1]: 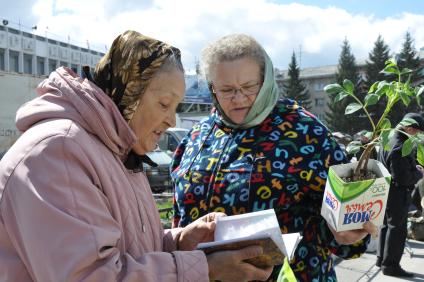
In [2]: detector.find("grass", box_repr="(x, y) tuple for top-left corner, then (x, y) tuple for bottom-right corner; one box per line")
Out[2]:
(156, 198), (173, 228)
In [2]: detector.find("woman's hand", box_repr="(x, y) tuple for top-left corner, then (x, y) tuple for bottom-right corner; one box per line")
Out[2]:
(207, 245), (273, 282)
(178, 212), (226, 251)
(328, 221), (378, 245)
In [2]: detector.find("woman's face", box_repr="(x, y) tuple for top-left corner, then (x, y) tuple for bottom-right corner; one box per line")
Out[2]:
(129, 69), (185, 155)
(211, 57), (262, 124)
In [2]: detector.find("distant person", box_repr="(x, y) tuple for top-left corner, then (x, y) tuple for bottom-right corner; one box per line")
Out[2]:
(411, 177), (424, 217)
(377, 112), (424, 278)
(0, 30), (272, 282)
(81, 65), (93, 81)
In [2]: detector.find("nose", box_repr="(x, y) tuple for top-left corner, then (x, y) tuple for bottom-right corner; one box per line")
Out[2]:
(165, 112), (176, 128)
(232, 90), (247, 102)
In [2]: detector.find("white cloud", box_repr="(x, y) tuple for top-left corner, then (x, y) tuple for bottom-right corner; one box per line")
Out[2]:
(27, 0), (424, 71)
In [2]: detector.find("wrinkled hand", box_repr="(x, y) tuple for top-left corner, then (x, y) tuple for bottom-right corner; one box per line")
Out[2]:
(178, 212), (226, 251)
(328, 221), (378, 245)
(207, 245), (273, 282)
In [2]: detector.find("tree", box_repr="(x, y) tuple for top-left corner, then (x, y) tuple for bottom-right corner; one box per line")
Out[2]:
(282, 52), (311, 110)
(365, 35), (392, 125)
(397, 31), (424, 113)
(326, 38), (363, 134)
(398, 31), (423, 83)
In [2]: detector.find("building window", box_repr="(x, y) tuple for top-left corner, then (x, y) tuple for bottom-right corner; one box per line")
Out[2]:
(24, 53), (33, 74)
(36, 35), (46, 42)
(314, 82), (326, 91)
(0, 48), (5, 71)
(49, 59), (57, 73)
(9, 50), (19, 72)
(315, 98), (326, 107)
(37, 56), (45, 76)
(59, 61), (68, 67)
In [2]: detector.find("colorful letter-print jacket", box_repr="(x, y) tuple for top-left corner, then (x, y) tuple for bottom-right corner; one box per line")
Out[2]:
(171, 99), (369, 282)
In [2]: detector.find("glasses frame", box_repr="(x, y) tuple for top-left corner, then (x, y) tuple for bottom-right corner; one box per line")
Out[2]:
(212, 82), (262, 100)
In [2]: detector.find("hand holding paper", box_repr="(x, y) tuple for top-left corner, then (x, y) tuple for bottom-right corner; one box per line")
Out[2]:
(197, 209), (302, 268)
(207, 245), (273, 282)
(178, 212), (226, 251)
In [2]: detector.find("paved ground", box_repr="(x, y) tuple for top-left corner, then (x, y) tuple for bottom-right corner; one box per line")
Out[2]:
(335, 238), (424, 281)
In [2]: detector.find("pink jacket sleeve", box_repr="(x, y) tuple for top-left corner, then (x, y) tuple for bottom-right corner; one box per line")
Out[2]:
(163, 228), (183, 252)
(0, 135), (208, 282)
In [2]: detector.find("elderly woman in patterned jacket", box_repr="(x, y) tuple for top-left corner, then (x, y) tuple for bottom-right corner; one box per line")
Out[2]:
(0, 31), (273, 282)
(171, 34), (377, 282)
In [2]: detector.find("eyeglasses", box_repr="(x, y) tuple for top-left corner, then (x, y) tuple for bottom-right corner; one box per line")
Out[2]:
(212, 82), (261, 100)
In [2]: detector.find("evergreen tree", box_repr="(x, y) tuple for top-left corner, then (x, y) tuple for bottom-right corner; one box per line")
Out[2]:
(398, 31), (423, 83)
(397, 31), (423, 113)
(326, 38), (363, 134)
(365, 35), (393, 125)
(282, 52), (311, 110)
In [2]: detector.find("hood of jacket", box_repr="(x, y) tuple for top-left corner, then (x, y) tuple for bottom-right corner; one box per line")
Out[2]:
(15, 67), (136, 156)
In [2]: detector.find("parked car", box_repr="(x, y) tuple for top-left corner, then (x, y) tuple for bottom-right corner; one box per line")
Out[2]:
(144, 148), (173, 193)
(144, 128), (189, 193)
(158, 127), (189, 157)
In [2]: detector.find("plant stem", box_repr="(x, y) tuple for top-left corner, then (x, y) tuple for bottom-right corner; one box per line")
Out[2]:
(353, 143), (376, 180)
(350, 93), (376, 132)
(354, 82), (400, 180)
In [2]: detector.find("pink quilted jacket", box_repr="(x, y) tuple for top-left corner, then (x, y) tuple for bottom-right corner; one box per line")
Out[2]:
(0, 68), (208, 281)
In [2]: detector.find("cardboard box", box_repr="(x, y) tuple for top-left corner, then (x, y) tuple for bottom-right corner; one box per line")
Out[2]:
(321, 159), (391, 232)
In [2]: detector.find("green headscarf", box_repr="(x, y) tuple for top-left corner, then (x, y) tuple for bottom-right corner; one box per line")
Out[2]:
(212, 50), (279, 129)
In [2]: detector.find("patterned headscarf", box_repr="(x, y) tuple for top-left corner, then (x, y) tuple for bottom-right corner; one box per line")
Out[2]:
(94, 30), (181, 122)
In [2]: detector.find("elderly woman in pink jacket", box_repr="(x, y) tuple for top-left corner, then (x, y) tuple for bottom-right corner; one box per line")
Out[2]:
(0, 30), (272, 282)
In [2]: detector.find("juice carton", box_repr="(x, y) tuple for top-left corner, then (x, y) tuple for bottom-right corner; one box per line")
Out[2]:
(321, 159), (391, 232)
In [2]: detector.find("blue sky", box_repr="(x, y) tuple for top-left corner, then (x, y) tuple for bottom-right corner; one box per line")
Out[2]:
(2, 0), (424, 71)
(274, 0), (424, 18)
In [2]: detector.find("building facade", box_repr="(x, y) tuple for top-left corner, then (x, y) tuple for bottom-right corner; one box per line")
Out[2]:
(0, 25), (104, 77)
(275, 65), (338, 121)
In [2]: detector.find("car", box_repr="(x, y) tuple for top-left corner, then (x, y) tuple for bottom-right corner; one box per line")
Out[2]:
(158, 127), (189, 157)
(144, 148), (173, 193)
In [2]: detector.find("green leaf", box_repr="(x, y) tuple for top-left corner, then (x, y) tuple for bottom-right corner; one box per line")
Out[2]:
(401, 138), (414, 157)
(398, 90), (411, 106)
(380, 130), (390, 150)
(364, 131), (373, 140)
(400, 68), (413, 76)
(334, 91), (349, 102)
(343, 79), (354, 94)
(369, 81), (379, 93)
(399, 117), (418, 128)
(375, 81), (390, 97)
(416, 133), (424, 143)
(403, 86), (414, 98)
(324, 84), (343, 94)
(417, 144), (424, 166)
(380, 118), (391, 130)
(384, 129), (397, 151)
(380, 65), (398, 75)
(364, 93), (379, 106)
(385, 58), (397, 66)
(346, 141), (362, 154)
(345, 103), (362, 115)
(416, 86), (424, 97)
